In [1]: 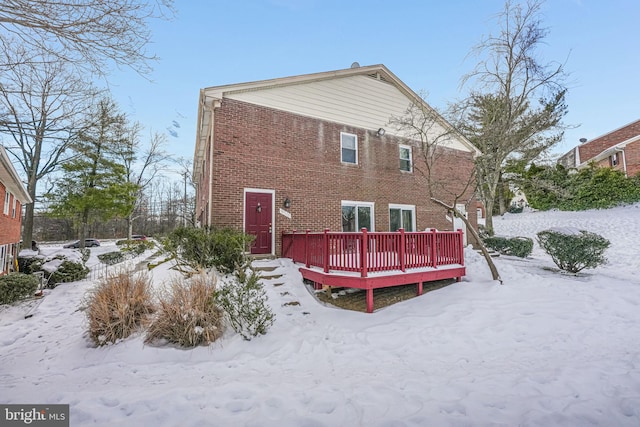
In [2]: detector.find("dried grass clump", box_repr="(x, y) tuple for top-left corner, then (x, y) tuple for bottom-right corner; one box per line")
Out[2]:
(145, 273), (223, 347)
(86, 269), (155, 346)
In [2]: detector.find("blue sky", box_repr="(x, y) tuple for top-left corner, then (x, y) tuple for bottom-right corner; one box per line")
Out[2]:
(106, 0), (640, 161)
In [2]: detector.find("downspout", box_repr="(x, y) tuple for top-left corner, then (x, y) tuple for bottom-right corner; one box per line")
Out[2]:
(206, 99), (221, 227)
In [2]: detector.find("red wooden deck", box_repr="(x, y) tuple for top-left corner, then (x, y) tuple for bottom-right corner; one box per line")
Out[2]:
(281, 228), (465, 313)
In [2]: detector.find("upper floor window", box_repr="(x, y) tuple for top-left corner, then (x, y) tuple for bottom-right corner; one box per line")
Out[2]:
(12, 197), (17, 218)
(610, 152), (619, 166)
(399, 145), (412, 172)
(3, 191), (9, 215)
(341, 132), (357, 164)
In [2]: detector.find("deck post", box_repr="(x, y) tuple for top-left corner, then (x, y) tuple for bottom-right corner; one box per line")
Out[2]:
(399, 228), (406, 272)
(431, 228), (438, 268)
(360, 227), (368, 278)
(305, 229), (310, 268)
(457, 228), (465, 265)
(323, 228), (330, 273)
(417, 281), (423, 296)
(366, 288), (374, 313)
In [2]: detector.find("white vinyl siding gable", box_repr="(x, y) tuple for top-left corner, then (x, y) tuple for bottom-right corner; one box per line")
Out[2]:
(225, 75), (471, 153)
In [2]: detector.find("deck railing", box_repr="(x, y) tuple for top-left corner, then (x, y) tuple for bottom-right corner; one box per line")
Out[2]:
(282, 228), (464, 277)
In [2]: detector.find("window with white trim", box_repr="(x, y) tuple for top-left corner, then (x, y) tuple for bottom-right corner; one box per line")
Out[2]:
(340, 132), (357, 164)
(610, 152), (619, 166)
(389, 204), (416, 232)
(341, 201), (374, 232)
(12, 197), (16, 218)
(399, 145), (412, 172)
(0, 245), (6, 275)
(3, 191), (9, 215)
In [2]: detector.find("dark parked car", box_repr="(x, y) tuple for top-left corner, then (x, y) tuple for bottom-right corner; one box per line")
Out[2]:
(63, 238), (101, 248)
(131, 235), (147, 241)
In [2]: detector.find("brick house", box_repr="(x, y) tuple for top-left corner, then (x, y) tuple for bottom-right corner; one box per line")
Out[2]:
(558, 119), (640, 176)
(0, 146), (32, 275)
(194, 64), (480, 256)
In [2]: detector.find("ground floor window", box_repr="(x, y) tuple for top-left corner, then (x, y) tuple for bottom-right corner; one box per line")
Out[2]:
(0, 245), (7, 275)
(341, 201), (374, 232)
(389, 204), (415, 232)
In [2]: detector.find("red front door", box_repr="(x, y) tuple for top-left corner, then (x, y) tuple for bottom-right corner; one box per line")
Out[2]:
(245, 192), (272, 254)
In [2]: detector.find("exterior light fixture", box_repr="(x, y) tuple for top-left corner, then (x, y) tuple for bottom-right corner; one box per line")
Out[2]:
(284, 197), (291, 209)
(377, 128), (386, 137)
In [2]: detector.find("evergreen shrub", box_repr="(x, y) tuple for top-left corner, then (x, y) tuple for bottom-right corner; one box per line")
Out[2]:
(483, 236), (533, 258)
(215, 265), (274, 340)
(536, 228), (610, 273)
(0, 273), (40, 304)
(98, 251), (125, 265)
(164, 227), (254, 273)
(48, 260), (89, 285)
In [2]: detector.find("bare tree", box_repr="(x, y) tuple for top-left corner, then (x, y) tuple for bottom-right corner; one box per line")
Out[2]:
(0, 0), (174, 77)
(119, 126), (171, 239)
(458, 0), (568, 234)
(390, 95), (502, 283)
(0, 44), (97, 247)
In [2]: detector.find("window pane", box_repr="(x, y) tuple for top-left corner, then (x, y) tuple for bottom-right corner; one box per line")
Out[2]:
(399, 147), (411, 171)
(342, 148), (356, 163)
(341, 133), (357, 164)
(402, 209), (413, 232)
(357, 206), (371, 231)
(342, 134), (356, 149)
(342, 206), (356, 232)
(390, 208), (401, 231)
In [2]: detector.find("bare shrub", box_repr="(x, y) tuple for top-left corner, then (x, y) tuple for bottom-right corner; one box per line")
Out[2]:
(86, 269), (155, 346)
(145, 273), (223, 347)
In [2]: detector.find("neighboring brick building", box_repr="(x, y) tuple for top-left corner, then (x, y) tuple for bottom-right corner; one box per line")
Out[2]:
(0, 146), (32, 275)
(194, 64), (480, 256)
(558, 119), (640, 176)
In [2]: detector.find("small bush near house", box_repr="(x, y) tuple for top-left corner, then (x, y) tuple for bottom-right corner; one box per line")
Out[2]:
(48, 260), (89, 285)
(483, 236), (533, 258)
(86, 270), (155, 346)
(215, 265), (275, 340)
(164, 226), (255, 273)
(0, 273), (40, 304)
(507, 205), (524, 214)
(118, 240), (155, 256)
(145, 273), (223, 347)
(98, 251), (125, 266)
(17, 256), (43, 274)
(537, 228), (610, 273)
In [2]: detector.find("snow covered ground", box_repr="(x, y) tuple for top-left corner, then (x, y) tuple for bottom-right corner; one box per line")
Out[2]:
(1, 204), (639, 426)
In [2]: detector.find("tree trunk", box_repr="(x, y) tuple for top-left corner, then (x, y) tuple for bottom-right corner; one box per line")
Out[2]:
(498, 181), (507, 215)
(22, 203), (35, 251)
(20, 171), (40, 250)
(431, 198), (502, 284)
(127, 215), (133, 240)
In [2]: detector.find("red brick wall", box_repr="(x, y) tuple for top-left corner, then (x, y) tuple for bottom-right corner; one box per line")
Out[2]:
(207, 98), (477, 254)
(578, 120), (640, 164)
(625, 139), (640, 176)
(0, 182), (23, 246)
